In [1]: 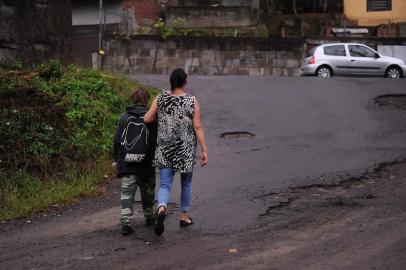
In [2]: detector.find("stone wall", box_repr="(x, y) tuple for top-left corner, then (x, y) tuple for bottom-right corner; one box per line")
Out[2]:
(102, 36), (304, 76)
(0, 0), (71, 66)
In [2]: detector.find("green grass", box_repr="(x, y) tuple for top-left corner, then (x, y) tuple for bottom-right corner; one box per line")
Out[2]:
(0, 159), (109, 221)
(0, 62), (160, 221)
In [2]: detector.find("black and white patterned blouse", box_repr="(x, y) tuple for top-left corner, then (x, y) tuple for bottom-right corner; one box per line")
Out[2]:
(154, 91), (197, 173)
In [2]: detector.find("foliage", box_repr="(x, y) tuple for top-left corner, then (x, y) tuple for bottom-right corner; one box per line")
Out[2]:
(0, 62), (159, 221)
(257, 24), (270, 38)
(154, 17), (193, 39)
(0, 159), (109, 221)
(137, 25), (154, 35)
(36, 60), (64, 80)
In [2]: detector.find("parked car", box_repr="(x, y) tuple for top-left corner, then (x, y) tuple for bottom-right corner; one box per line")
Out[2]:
(300, 43), (406, 78)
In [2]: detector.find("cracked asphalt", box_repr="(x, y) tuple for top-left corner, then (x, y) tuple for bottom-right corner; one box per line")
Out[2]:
(1, 76), (405, 270)
(132, 75), (406, 231)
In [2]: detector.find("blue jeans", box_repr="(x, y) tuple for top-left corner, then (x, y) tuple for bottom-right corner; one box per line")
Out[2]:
(158, 168), (193, 212)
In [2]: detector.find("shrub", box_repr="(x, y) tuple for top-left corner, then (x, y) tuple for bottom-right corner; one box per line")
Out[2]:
(0, 62), (159, 220)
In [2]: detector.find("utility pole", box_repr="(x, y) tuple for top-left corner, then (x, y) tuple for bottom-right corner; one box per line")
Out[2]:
(97, 0), (104, 69)
(98, 0), (104, 53)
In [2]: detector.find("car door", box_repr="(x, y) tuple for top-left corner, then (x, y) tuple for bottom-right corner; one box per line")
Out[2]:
(322, 45), (350, 75)
(347, 45), (384, 75)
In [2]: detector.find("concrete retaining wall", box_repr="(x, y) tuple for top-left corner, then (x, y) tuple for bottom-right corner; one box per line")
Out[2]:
(378, 45), (406, 63)
(103, 36), (304, 76)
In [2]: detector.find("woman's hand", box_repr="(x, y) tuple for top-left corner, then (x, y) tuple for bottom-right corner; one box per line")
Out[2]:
(200, 151), (208, 167)
(193, 98), (208, 168)
(144, 97), (158, 123)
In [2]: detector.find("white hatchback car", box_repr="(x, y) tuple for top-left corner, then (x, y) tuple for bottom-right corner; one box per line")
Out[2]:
(300, 43), (406, 78)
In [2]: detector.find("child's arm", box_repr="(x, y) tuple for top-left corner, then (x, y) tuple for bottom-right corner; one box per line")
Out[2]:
(144, 97), (158, 123)
(193, 98), (208, 167)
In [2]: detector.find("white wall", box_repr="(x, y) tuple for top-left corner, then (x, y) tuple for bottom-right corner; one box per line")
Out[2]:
(72, 0), (123, 26)
(378, 45), (406, 63)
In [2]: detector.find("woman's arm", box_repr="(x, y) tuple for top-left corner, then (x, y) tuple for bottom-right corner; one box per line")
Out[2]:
(193, 98), (208, 167)
(144, 97), (158, 123)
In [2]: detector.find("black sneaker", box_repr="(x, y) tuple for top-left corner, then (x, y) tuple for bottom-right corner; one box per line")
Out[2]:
(154, 210), (166, 236)
(121, 224), (134, 235)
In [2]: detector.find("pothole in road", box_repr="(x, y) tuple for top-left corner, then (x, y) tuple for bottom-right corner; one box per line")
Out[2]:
(374, 94), (406, 109)
(220, 131), (255, 139)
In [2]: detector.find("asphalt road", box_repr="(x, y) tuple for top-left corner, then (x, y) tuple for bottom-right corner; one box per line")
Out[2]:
(131, 75), (406, 232)
(1, 76), (406, 269)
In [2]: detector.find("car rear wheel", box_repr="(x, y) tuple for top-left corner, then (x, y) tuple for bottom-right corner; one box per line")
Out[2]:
(386, 66), (401, 79)
(316, 66), (332, 78)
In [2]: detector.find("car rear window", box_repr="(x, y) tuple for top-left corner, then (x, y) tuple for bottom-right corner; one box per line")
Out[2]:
(323, 45), (346, 56)
(306, 47), (316, 57)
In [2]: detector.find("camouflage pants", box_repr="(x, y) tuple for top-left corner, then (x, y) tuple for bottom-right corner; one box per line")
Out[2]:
(120, 169), (156, 226)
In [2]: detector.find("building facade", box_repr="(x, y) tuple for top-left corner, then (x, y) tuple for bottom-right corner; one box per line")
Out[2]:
(0, 0), (71, 66)
(124, 0), (161, 27)
(344, 0), (406, 26)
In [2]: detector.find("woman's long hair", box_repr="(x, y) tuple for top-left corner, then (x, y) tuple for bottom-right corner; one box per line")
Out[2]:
(170, 68), (187, 92)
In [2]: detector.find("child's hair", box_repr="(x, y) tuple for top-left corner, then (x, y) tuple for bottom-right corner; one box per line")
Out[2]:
(170, 68), (187, 91)
(131, 87), (149, 106)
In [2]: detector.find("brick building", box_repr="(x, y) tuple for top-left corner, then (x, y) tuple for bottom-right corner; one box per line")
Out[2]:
(123, 0), (161, 26)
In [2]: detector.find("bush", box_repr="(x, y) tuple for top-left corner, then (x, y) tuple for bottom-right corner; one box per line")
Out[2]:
(0, 62), (159, 220)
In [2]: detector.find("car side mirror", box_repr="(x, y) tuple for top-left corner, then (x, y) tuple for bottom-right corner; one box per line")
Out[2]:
(375, 53), (380, 58)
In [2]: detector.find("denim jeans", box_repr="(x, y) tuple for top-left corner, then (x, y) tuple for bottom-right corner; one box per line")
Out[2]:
(158, 168), (193, 212)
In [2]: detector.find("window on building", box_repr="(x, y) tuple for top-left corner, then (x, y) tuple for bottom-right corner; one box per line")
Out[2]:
(349, 45), (377, 58)
(367, 0), (392, 12)
(324, 45), (346, 56)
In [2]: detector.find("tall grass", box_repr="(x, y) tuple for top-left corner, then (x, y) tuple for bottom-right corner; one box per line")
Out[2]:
(0, 158), (109, 221)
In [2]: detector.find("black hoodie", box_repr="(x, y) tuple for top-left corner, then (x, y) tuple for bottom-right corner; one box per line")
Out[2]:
(113, 105), (158, 178)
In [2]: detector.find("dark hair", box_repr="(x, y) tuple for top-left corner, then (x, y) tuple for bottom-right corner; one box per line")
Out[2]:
(131, 87), (149, 106)
(170, 68), (187, 91)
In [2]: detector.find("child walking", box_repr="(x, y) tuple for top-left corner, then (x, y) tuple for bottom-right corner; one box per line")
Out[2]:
(113, 87), (158, 235)
(144, 68), (208, 236)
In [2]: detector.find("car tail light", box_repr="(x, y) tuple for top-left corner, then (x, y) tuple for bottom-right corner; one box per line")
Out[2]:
(309, 56), (315, 64)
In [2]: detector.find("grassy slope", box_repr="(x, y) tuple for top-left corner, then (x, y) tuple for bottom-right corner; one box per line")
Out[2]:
(0, 62), (159, 221)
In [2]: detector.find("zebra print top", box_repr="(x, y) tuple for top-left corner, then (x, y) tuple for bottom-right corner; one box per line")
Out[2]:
(154, 91), (197, 173)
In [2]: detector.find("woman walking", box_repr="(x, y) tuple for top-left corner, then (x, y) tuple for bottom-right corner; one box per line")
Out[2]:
(144, 68), (208, 236)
